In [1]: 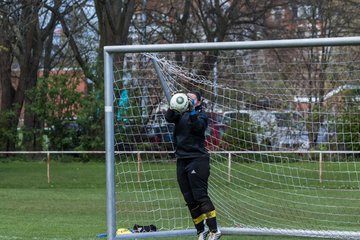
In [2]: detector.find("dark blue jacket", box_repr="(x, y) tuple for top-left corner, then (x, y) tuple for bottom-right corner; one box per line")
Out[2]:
(165, 106), (209, 159)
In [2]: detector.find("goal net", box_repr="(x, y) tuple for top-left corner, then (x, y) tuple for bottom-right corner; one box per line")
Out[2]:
(105, 38), (360, 239)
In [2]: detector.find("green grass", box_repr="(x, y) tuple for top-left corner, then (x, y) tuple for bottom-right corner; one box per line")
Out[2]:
(115, 158), (360, 231)
(0, 160), (106, 239)
(0, 159), (356, 239)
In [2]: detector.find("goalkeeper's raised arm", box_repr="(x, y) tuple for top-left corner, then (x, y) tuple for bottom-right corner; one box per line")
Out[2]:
(187, 92), (208, 135)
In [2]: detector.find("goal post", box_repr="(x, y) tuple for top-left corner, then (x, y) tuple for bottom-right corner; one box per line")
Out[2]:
(104, 37), (360, 240)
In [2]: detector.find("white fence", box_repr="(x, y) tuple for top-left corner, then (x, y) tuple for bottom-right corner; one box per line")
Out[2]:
(2, 150), (360, 184)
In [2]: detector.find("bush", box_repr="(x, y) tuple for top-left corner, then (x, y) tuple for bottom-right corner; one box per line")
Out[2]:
(0, 109), (18, 150)
(220, 119), (259, 151)
(334, 111), (360, 151)
(26, 75), (104, 151)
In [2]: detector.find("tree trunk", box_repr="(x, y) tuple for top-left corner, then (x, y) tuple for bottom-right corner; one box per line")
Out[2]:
(0, 25), (16, 151)
(14, 2), (43, 151)
(95, 0), (136, 56)
(94, 0), (136, 95)
(22, 35), (43, 151)
(0, 28), (12, 112)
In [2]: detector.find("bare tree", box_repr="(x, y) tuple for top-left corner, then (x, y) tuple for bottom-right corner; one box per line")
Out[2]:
(266, 0), (360, 146)
(0, 1), (42, 150)
(191, 1), (276, 77)
(144, 0), (192, 63)
(0, 14), (15, 151)
(0, 0), (60, 150)
(95, 0), (136, 54)
(0, 12), (12, 112)
(50, 0), (98, 81)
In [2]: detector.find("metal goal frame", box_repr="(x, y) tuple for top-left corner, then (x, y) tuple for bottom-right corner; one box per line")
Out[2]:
(104, 36), (360, 240)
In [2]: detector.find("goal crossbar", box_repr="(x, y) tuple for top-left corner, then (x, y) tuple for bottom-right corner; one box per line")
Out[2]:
(105, 36), (360, 53)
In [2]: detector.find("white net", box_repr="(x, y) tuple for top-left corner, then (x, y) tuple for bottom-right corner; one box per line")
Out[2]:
(112, 44), (360, 238)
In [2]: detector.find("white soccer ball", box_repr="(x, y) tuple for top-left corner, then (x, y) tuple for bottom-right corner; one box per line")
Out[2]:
(170, 93), (189, 113)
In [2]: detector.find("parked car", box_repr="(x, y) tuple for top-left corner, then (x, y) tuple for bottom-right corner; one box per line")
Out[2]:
(145, 111), (175, 151)
(271, 111), (310, 150)
(205, 123), (227, 151)
(220, 110), (310, 150)
(316, 121), (337, 144)
(145, 111), (227, 151)
(146, 123), (174, 143)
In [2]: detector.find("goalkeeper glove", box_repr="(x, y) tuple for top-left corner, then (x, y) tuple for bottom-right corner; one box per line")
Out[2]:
(189, 99), (197, 115)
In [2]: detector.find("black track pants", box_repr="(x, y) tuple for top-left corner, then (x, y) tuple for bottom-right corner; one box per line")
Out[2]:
(176, 156), (210, 205)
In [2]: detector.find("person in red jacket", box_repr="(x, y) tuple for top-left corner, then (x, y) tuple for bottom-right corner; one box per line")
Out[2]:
(165, 91), (221, 240)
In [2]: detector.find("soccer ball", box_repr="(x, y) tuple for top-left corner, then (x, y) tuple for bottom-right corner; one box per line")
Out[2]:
(170, 93), (189, 113)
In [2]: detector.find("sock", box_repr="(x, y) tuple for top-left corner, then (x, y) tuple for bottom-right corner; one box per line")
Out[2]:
(205, 210), (218, 232)
(188, 204), (205, 233)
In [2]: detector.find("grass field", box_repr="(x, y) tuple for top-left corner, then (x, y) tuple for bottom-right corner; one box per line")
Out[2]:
(0, 158), (354, 240)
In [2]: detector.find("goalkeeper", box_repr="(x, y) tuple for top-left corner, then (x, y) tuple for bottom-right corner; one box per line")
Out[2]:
(165, 91), (221, 240)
